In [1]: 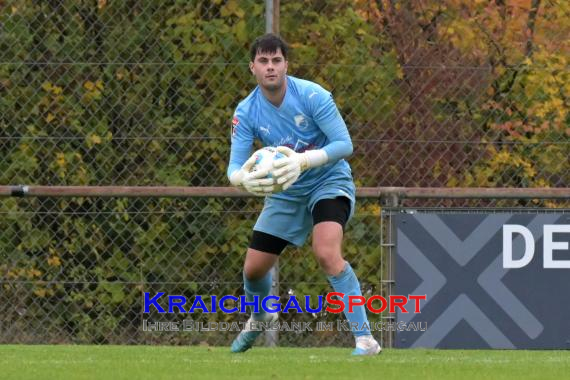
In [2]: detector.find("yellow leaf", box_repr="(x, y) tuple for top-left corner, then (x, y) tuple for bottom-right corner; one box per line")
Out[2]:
(535, 108), (546, 118)
(45, 113), (56, 123)
(48, 256), (61, 266)
(90, 134), (102, 145)
(29, 268), (42, 278)
(42, 82), (53, 92)
(396, 67), (404, 80)
(221, 0), (237, 17)
(234, 19), (247, 43)
(551, 98), (563, 108)
(84, 81), (95, 91)
(56, 152), (66, 167)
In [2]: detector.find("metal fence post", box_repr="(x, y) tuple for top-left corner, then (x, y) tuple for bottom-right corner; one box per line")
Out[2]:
(265, 0), (280, 35)
(380, 193), (400, 348)
(265, 265), (279, 347)
(264, 0), (280, 347)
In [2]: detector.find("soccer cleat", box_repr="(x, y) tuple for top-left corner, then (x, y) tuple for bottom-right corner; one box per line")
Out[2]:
(352, 335), (382, 356)
(230, 313), (278, 353)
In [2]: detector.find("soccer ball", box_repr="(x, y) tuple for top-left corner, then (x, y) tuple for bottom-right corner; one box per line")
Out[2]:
(251, 147), (286, 190)
(251, 147), (285, 177)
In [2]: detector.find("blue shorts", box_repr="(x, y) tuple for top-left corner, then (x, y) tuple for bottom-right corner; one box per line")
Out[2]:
(253, 178), (356, 247)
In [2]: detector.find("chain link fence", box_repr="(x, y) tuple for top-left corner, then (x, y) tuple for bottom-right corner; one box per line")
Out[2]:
(1, 0), (569, 346)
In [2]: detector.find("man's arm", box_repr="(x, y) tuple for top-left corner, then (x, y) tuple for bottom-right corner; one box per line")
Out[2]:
(227, 113), (253, 180)
(310, 89), (353, 162)
(273, 87), (352, 190)
(227, 112), (275, 196)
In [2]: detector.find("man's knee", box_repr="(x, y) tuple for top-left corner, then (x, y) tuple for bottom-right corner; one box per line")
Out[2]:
(243, 248), (279, 281)
(313, 240), (338, 260)
(312, 223), (343, 258)
(313, 242), (344, 273)
(243, 264), (270, 281)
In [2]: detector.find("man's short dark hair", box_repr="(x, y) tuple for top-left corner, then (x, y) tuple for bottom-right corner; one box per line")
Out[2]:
(250, 34), (288, 62)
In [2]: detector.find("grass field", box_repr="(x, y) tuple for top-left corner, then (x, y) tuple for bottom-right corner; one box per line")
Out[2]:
(1, 345), (569, 380)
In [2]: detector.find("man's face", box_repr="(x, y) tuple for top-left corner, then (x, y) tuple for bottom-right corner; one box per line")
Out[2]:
(249, 49), (288, 91)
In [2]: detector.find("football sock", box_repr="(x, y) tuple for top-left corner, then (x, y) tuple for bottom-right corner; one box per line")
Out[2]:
(327, 262), (371, 337)
(243, 271), (272, 321)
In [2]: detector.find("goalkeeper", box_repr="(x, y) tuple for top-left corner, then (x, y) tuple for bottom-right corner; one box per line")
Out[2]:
(227, 33), (381, 356)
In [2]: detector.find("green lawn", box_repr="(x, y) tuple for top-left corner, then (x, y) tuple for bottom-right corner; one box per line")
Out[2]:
(1, 345), (569, 380)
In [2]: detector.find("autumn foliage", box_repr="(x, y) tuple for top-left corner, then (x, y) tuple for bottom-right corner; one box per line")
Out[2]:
(0, 0), (567, 344)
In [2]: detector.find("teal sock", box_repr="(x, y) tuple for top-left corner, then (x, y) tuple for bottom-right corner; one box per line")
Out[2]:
(243, 271), (272, 321)
(327, 262), (370, 337)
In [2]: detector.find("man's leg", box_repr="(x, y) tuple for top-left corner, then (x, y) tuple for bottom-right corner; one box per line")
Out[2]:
(312, 198), (381, 356)
(231, 232), (285, 353)
(232, 197), (311, 353)
(243, 244), (280, 322)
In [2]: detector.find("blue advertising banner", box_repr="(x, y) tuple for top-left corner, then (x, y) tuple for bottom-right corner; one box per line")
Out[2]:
(395, 212), (570, 349)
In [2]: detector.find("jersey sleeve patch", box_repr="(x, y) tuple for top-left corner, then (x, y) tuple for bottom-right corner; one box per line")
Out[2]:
(231, 115), (239, 136)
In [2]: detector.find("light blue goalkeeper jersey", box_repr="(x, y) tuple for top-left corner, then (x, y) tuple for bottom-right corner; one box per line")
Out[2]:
(228, 76), (354, 199)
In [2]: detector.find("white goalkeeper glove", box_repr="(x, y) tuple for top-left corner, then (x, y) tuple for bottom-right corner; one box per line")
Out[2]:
(229, 154), (275, 196)
(272, 146), (328, 191)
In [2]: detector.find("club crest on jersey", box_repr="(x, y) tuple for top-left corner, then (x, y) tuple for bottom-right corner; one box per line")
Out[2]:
(231, 116), (239, 136)
(259, 126), (270, 136)
(294, 114), (308, 130)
